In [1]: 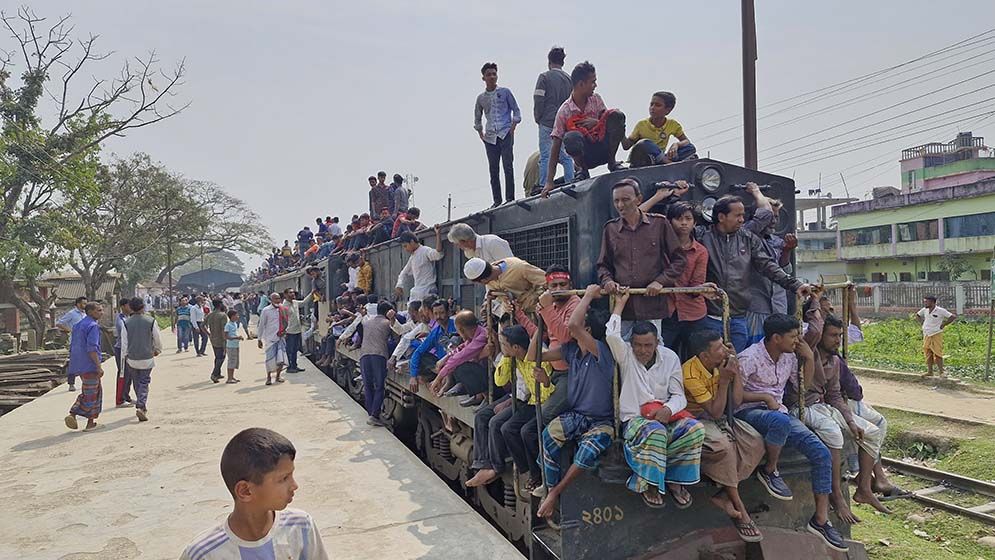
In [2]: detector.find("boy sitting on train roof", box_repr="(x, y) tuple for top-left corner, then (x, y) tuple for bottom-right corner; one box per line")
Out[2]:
(465, 325), (554, 490)
(606, 288), (705, 511)
(532, 285), (617, 519)
(787, 299), (891, 520)
(682, 329), (766, 542)
(735, 314), (847, 553)
(540, 61), (626, 198)
(622, 91), (697, 168)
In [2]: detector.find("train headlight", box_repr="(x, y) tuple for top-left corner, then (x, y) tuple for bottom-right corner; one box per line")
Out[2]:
(699, 167), (722, 193)
(702, 197), (718, 223)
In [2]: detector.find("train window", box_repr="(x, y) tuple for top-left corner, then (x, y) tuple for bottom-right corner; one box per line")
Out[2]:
(502, 220), (571, 272)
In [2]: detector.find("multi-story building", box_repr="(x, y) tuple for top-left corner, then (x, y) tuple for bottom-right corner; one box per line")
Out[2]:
(829, 133), (995, 283)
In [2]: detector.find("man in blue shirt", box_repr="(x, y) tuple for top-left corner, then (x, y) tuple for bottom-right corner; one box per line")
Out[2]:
(532, 285), (616, 520)
(65, 303), (105, 431)
(474, 62), (522, 208)
(57, 296), (89, 390)
(405, 299), (456, 393)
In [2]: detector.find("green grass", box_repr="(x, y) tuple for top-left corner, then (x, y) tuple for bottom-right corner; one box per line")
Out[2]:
(852, 406), (995, 559)
(849, 319), (995, 384)
(154, 313), (173, 330)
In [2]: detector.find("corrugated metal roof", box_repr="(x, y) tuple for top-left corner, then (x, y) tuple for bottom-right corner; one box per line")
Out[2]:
(48, 277), (120, 303)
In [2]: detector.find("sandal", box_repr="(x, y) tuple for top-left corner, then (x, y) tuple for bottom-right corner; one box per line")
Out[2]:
(642, 490), (666, 509)
(275, 377), (285, 383)
(670, 486), (693, 510)
(734, 519), (763, 543)
(266, 379), (272, 386)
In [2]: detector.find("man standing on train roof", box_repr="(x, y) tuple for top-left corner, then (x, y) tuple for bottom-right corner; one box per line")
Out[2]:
(368, 175), (390, 218)
(327, 216), (342, 238)
(395, 230), (444, 305)
(734, 314), (847, 553)
(533, 45), (575, 190)
(606, 288), (706, 510)
(316, 217), (328, 237)
(786, 301), (891, 520)
(392, 174), (410, 215)
(695, 185), (812, 353)
(474, 62), (522, 208)
(463, 254), (547, 314)
(596, 177), (687, 340)
(534, 285), (616, 519)
(540, 60), (626, 198)
(445, 223), (513, 262)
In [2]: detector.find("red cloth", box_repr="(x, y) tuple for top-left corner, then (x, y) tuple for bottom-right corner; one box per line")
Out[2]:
(565, 109), (619, 142)
(640, 401), (694, 422)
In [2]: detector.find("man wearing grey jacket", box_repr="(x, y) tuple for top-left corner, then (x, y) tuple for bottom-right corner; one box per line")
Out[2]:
(120, 297), (162, 423)
(533, 46), (574, 192)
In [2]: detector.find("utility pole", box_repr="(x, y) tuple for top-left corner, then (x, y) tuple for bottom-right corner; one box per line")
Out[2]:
(447, 193), (452, 221)
(165, 194), (175, 328)
(742, 0), (758, 170)
(986, 244), (994, 381)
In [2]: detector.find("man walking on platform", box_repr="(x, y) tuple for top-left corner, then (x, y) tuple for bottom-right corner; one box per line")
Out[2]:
(57, 296), (88, 390)
(282, 288), (305, 373)
(258, 292), (288, 386)
(190, 295), (207, 357)
(205, 299), (229, 383)
(113, 298), (134, 406)
(120, 297), (162, 423)
(64, 303), (105, 431)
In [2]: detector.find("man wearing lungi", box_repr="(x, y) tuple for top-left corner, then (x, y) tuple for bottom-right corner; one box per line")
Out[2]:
(65, 303), (105, 431)
(257, 292), (288, 385)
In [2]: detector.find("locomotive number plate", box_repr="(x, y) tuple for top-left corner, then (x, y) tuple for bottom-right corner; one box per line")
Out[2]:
(581, 505), (624, 526)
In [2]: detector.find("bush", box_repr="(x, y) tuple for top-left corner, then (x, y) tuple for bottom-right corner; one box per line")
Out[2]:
(849, 319), (992, 381)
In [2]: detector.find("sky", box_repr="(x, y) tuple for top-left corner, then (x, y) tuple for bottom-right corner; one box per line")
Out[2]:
(18, 1), (995, 271)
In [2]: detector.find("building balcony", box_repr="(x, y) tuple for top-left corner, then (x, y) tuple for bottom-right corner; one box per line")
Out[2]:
(797, 248), (838, 263)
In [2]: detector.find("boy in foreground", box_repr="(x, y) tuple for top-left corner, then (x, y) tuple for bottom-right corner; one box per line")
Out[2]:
(181, 428), (328, 560)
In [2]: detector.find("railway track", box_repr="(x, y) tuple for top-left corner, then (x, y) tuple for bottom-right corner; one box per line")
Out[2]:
(881, 456), (995, 526)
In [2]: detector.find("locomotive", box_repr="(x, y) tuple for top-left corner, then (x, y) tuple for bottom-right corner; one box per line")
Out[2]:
(244, 159), (869, 560)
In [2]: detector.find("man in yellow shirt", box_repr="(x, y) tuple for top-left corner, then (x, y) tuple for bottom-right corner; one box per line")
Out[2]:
(357, 252), (374, 294)
(622, 91), (697, 168)
(682, 329), (766, 543)
(463, 256), (546, 313)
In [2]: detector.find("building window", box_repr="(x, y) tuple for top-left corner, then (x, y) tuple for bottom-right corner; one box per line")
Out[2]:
(842, 225), (892, 247)
(982, 269), (992, 281)
(944, 211), (995, 239)
(897, 219), (938, 242)
(899, 272), (913, 281)
(927, 271), (950, 281)
(799, 237), (837, 250)
(871, 273), (888, 282)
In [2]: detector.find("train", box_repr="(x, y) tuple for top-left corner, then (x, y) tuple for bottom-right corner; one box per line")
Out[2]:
(244, 159), (869, 560)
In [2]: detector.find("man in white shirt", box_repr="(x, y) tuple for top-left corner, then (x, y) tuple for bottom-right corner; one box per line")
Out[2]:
(916, 295), (956, 378)
(257, 292), (287, 385)
(605, 288), (705, 509)
(190, 295), (207, 357)
(445, 222), (513, 262)
(394, 231), (443, 304)
(387, 301), (429, 373)
(281, 288), (305, 373)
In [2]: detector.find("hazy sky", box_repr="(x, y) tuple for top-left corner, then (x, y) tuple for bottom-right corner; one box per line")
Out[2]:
(21, 1), (995, 270)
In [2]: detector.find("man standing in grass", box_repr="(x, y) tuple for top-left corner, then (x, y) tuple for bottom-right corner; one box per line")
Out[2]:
(916, 295), (956, 378)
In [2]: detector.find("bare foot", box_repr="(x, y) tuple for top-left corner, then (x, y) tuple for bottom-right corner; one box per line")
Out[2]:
(831, 494), (861, 524)
(537, 489), (560, 518)
(710, 491), (742, 519)
(466, 469), (499, 488)
(853, 489), (892, 514)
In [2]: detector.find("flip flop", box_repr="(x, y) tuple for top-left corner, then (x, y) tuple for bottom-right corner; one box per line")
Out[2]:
(275, 377), (285, 383)
(226, 379), (239, 384)
(642, 491), (666, 509)
(734, 519), (763, 543)
(671, 487), (693, 510)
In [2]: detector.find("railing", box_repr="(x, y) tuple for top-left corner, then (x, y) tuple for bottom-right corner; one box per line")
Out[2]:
(848, 281), (990, 316)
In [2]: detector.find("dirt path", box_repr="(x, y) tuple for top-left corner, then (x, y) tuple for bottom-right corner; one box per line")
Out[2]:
(860, 376), (995, 424)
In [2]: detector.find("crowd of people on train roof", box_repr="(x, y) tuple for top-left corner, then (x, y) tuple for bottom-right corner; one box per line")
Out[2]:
(231, 47), (930, 555)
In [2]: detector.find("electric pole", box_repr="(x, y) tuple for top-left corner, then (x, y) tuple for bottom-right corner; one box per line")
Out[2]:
(165, 194), (175, 328)
(742, 0), (758, 170)
(447, 193), (452, 221)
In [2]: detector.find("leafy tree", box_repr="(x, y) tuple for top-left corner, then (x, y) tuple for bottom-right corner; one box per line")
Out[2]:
(0, 8), (186, 336)
(937, 253), (975, 281)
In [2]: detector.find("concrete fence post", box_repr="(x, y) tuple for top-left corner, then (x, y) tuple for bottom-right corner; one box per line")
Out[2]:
(872, 285), (881, 312)
(955, 283), (966, 315)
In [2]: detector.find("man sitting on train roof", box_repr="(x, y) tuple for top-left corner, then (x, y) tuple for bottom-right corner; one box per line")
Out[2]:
(786, 299), (890, 521)
(734, 314), (847, 553)
(395, 230), (444, 305)
(607, 288), (705, 510)
(445, 223), (514, 262)
(511, 264), (580, 428)
(466, 325), (554, 490)
(540, 61), (626, 198)
(695, 187), (811, 353)
(428, 310), (491, 407)
(596, 177), (688, 340)
(463, 255), (546, 314)
(682, 329), (766, 542)
(406, 299), (458, 393)
(622, 91), (697, 168)
(532, 285), (616, 519)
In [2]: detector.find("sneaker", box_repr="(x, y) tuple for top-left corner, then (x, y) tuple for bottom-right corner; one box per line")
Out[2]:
(136, 409), (149, 422)
(67, 384), (76, 392)
(757, 469), (793, 501)
(807, 517), (848, 552)
(366, 416), (386, 427)
(116, 401), (134, 408)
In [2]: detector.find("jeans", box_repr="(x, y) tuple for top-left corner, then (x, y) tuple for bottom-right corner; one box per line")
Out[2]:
(735, 407), (832, 495)
(501, 403), (539, 478)
(562, 110), (625, 171)
(538, 124), (574, 186)
(659, 314), (708, 361)
(131, 368), (153, 411)
(540, 370), (569, 424)
(701, 315), (750, 353)
(360, 354), (387, 418)
(176, 321), (192, 351)
(452, 361), (490, 396)
(211, 345), (226, 380)
(629, 138), (697, 167)
(472, 395), (513, 473)
(484, 134), (515, 204)
(285, 332), (302, 369)
(192, 325), (207, 355)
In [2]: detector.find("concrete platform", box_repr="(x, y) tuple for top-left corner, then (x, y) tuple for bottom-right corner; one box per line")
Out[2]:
(0, 330), (521, 560)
